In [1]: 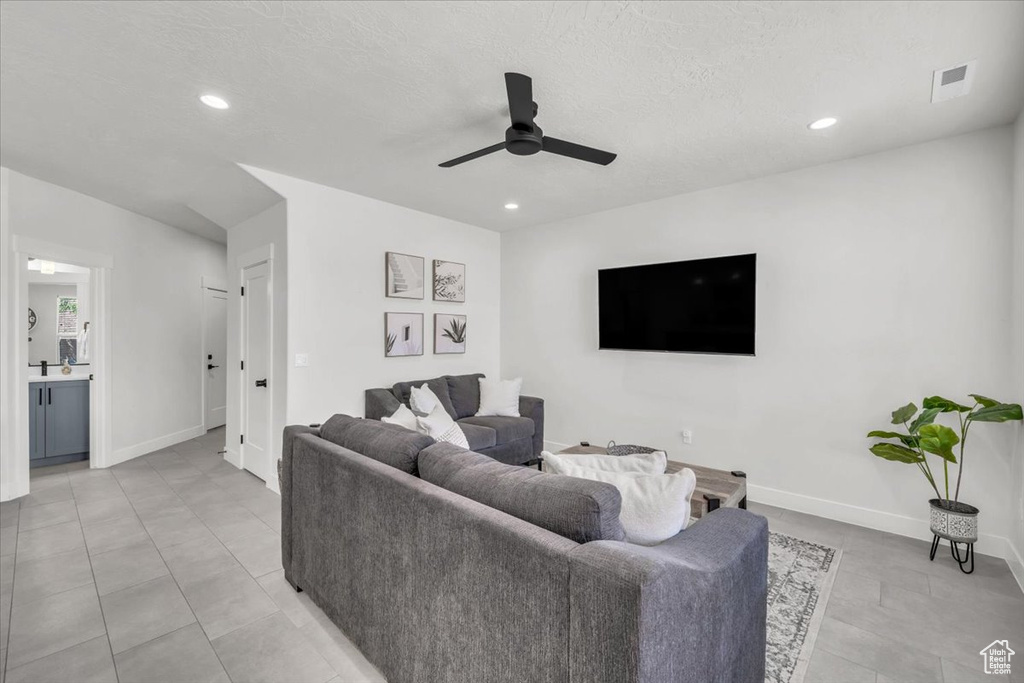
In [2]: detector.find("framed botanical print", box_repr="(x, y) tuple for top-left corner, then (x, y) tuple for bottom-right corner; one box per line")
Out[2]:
(434, 314), (466, 354)
(432, 260), (465, 302)
(385, 252), (425, 299)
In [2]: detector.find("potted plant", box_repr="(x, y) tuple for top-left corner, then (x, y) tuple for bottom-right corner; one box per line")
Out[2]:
(866, 394), (1022, 573)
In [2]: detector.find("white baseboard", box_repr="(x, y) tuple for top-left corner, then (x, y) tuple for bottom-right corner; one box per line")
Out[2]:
(1007, 541), (1024, 594)
(223, 447), (241, 468)
(265, 472), (280, 495)
(109, 425), (205, 467)
(748, 483), (1009, 559)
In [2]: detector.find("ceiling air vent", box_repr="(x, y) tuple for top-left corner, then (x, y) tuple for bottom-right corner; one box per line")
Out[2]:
(931, 61), (976, 103)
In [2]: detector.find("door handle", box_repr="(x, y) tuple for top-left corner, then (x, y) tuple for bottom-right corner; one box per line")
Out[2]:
(207, 364), (220, 370)
(255, 379), (267, 388)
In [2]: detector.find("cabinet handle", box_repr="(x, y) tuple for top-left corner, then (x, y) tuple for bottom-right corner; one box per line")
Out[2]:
(38, 387), (43, 406)
(47, 388), (51, 405)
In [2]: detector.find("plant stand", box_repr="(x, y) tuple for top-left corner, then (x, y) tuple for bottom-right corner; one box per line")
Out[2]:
(928, 498), (979, 575)
(929, 534), (974, 574)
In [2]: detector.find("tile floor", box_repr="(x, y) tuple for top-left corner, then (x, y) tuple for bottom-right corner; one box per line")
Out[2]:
(754, 502), (1024, 683)
(0, 427), (384, 683)
(1, 430), (1021, 683)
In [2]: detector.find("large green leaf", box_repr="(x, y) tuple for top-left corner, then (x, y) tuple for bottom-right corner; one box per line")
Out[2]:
(867, 430), (905, 439)
(869, 443), (924, 464)
(909, 407), (942, 434)
(969, 394), (999, 408)
(890, 402), (918, 425)
(968, 403), (1024, 423)
(867, 430), (918, 447)
(917, 424), (959, 462)
(922, 396), (972, 413)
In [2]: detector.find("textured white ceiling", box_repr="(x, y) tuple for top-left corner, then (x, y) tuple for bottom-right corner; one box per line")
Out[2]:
(2, 1), (1023, 243)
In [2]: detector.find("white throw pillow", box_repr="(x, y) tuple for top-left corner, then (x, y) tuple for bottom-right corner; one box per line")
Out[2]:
(417, 404), (469, 449)
(541, 450), (667, 475)
(556, 462), (696, 546)
(409, 383), (441, 414)
(381, 404), (421, 432)
(476, 377), (522, 417)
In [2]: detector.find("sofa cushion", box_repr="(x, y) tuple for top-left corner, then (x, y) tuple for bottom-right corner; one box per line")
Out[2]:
(459, 416), (535, 444)
(446, 373), (485, 419)
(416, 404), (469, 449)
(392, 377), (458, 420)
(542, 450), (667, 475)
(419, 443), (627, 544)
(554, 460), (697, 546)
(320, 414), (434, 475)
(457, 421), (496, 451)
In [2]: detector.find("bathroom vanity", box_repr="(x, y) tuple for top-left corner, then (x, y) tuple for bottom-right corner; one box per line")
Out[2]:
(28, 376), (90, 467)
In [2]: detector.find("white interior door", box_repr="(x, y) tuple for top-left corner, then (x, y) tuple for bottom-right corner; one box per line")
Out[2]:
(203, 288), (227, 430)
(241, 262), (271, 481)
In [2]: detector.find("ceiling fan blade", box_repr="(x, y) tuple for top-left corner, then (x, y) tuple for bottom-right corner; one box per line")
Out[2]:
(505, 72), (534, 128)
(438, 142), (506, 168)
(542, 136), (616, 165)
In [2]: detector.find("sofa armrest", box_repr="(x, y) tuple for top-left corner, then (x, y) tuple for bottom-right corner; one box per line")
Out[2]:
(568, 508), (768, 683)
(519, 395), (544, 455)
(279, 424), (320, 590)
(365, 388), (401, 420)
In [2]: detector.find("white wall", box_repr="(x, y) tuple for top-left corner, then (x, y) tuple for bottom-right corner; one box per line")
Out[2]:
(241, 167), (502, 426)
(225, 200), (288, 479)
(502, 127), (1017, 556)
(1010, 110), (1024, 586)
(2, 169), (227, 471)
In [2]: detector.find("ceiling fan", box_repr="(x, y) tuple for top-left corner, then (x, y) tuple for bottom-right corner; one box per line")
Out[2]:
(438, 72), (617, 168)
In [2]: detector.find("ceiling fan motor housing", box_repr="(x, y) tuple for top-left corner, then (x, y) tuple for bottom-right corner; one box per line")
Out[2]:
(505, 122), (543, 156)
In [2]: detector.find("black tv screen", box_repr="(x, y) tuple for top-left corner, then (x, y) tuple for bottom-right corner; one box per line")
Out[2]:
(598, 254), (756, 355)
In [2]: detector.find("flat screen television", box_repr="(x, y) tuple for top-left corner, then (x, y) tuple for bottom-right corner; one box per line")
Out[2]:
(598, 253), (756, 355)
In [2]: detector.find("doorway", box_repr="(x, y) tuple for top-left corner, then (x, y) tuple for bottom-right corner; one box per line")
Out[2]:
(240, 260), (272, 482)
(4, 236), (112, 502)
(26, 258), (91, 468)
(202, 284), (227, 430)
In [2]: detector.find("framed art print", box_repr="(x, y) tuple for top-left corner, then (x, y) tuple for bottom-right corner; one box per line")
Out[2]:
(434, 314), (466, 354)
(385, 312), (424, 357)
(385, 252), (425, 299)
(432, 260), (465, 302)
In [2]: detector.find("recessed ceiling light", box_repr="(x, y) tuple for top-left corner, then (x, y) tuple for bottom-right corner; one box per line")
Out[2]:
(504, 203), (519, 210)
(200, 94), (230, 110)
(808, 117), (838, 130)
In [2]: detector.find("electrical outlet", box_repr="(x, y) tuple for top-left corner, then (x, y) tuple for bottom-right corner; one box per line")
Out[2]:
(682, 429), (693, 445)
(294, 353), (309, 367)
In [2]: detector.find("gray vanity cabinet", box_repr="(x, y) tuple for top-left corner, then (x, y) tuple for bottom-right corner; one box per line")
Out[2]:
(29, 380), (89, 465)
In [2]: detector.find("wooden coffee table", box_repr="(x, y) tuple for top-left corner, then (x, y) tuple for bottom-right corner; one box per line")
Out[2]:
(557, 445), (747, 521)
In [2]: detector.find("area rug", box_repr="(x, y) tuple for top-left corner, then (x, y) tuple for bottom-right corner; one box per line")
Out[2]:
(765, 532), (841, 683)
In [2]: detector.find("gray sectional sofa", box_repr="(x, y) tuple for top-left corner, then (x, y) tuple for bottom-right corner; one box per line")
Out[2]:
(280, 415), (768, 683)
(365, 373), (544, 465)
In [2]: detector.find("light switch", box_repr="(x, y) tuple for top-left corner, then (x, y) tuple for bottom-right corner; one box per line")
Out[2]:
(295, 353), (309, 367)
